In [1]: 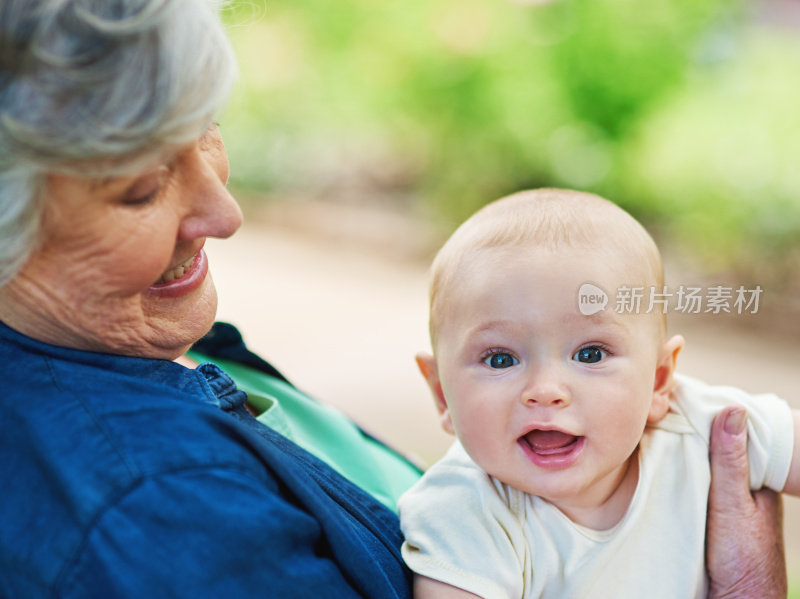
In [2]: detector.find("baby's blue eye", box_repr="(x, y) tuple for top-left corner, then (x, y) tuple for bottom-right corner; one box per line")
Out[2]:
(484, 352), (519, 369)
(573, 347), (606, 364)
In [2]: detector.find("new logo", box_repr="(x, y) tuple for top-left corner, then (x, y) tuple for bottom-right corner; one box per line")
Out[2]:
(578, 283), (608, 316)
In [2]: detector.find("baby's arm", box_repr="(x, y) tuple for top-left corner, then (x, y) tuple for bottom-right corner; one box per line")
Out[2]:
(780, 408), (800, 495)
(399, 444), (526, 599)
(415, 575), (483, 599)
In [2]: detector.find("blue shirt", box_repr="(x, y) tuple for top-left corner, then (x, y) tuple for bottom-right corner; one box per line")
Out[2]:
(0, 322), (412, 598)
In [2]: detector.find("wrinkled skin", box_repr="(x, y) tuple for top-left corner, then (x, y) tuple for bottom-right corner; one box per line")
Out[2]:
(707, 406), (787, 598)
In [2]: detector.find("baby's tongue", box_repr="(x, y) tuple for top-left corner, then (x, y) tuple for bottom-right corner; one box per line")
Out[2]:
(525, 430), (577, 454)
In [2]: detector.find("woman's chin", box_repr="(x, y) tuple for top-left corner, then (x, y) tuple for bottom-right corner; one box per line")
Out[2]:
(139, 275), (219, 359)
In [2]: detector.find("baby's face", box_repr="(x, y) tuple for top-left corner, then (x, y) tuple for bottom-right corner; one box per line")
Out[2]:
(431, 244), (670, 521)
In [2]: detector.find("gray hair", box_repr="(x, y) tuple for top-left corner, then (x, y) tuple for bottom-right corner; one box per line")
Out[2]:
(0, 0), (237, 287)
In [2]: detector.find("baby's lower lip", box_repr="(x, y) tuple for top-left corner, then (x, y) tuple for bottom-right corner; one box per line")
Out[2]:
(518, 432), (585, 470)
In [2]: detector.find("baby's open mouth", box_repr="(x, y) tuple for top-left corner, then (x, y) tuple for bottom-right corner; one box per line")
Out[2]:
(521, 429), (581, 455)
(154, 254), (197, 286)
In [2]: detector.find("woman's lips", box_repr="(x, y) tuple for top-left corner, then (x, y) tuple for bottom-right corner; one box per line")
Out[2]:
(148, 249), (208, 298)
(518, 429), (585, 470)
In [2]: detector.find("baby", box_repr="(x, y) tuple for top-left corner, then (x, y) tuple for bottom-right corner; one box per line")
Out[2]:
(398, 189), (799, 598)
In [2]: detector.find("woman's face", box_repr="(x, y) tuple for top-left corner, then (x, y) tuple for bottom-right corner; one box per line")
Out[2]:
(0, 125), (243, 359)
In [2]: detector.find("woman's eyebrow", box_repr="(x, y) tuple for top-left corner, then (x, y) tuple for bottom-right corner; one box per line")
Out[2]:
(90, 177), (116, 190)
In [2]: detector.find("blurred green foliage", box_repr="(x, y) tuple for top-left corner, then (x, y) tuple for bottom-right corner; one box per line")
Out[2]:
(220, 0), (800, 284)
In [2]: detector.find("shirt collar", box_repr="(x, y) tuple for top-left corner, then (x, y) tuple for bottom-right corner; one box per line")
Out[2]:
(0, 320), (247, 411)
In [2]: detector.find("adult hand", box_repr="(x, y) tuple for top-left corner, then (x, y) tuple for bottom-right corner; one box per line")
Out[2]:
(706, 406), (787, 598)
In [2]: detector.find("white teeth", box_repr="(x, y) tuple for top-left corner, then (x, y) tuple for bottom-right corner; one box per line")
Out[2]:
(156, 255), (196, 285)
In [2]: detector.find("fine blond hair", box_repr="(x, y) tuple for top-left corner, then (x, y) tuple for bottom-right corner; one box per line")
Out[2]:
(428, 188), (665, 347)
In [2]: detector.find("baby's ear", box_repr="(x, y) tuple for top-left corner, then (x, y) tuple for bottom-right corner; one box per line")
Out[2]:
(649, 335), (685, 424)
(415, 353), (454, 435)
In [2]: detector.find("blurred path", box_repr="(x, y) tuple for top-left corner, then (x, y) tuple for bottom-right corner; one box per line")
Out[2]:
(206, 218), (800, 582)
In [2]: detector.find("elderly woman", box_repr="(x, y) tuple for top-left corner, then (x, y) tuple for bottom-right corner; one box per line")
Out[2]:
(0, 0), (787, 597)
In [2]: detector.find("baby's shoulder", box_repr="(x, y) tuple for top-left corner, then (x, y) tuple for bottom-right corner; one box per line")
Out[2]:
(399, 441), (521, 516)
(654, 372), (788, 440)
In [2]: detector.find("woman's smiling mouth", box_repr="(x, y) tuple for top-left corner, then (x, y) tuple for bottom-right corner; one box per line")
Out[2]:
(155, 254), (198, 285)
(149, 249), (209, 298)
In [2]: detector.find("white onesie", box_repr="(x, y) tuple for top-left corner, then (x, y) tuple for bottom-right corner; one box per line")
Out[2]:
(399, 374), (794, 599)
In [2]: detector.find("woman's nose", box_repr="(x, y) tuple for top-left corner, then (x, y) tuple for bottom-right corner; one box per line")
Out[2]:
(181, 185), (243, 241)
(178, 145), (243, 241)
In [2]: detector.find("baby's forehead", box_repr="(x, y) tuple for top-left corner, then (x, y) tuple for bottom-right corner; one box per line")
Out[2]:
(432, 242), (665, 336)
(435, 269), (666, 353)
(454, 240), (658, 284)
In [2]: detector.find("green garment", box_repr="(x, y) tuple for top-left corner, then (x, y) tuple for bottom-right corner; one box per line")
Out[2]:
(188, 352), (423, 512)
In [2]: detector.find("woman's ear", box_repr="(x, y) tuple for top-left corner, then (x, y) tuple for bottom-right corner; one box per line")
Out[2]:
(415, 352), (454, 435)
(648, 334), (685, 423)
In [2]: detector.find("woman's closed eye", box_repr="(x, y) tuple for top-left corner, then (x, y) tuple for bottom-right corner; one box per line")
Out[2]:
(120, 166), (170, 207)
(120, 187), (160, 207)
(483, 351), (519, 369)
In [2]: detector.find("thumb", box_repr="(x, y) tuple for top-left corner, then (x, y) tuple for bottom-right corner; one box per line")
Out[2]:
(708, 406), (751, 511)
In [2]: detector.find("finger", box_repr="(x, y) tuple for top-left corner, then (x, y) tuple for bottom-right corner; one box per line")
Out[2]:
(750, 489), (788, 598)
(752, 487), (781, 515)
(752, 488), (784, 536)
(708, 406), (751, 509)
